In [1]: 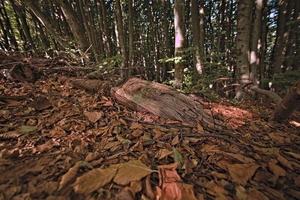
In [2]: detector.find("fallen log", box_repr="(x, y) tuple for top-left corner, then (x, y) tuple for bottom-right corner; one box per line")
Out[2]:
(111, 78), (223, 129)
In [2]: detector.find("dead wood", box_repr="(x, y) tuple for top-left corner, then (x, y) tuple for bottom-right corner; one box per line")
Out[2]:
(111, 78), (223, 129)
(249, 86), (282, 104)
(273, 81), (300, 122)
(71, 79), (111, 95)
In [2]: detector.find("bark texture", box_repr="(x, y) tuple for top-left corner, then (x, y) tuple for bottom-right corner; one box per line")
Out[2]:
(111, 78), (222, 129)
(174, 0), (186, 88)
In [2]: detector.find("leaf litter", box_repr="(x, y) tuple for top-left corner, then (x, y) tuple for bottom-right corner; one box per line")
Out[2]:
(0, 55), (300, 199)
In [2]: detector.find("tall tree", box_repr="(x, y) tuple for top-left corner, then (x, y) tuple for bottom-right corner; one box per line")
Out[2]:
(174, 0), (186, 88)
(271, 0), (292, 73)
(114, 0), (128, 78)
(55, 0), (89, 51)
(191, 0), (205, 75)
(250, 0), (265, 84)
(235, 0), (253, 98)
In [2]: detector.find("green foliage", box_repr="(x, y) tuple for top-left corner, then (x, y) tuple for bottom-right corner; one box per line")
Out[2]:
(98, 55), (123, 69)
(261, 70), (300, 92)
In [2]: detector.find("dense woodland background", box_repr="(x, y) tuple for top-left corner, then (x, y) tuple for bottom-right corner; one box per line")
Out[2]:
(0, 0), (299, 95)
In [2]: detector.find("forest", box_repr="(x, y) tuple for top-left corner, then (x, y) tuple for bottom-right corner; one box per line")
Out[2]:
(0, 0), (299, 199)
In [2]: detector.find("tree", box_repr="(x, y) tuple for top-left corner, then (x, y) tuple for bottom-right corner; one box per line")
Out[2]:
(114, 0), (128, 78)
(235, 0), (253, 98)
(55, 0), (89, 51)
(191, 0), (205, 75)
(250, 0), (265, 84)
(174, 0), (186, 88)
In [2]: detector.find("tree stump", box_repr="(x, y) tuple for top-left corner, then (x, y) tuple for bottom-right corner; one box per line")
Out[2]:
(111, 78), (223, 129)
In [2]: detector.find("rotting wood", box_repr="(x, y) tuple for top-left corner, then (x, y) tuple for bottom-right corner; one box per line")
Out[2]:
(111, 78), (223, 129)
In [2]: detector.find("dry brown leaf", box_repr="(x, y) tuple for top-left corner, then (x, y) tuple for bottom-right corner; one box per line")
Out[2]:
(155, 163), (197, 200)
(116, 187), (135, 200)
(156, 149), (173, 160)
(236, 185), (248, 200)
(268, 160), (286, 177)
(130, 122), (143, 130)
(171, 135), (180, 146)
(269, 132), (289, 144)
(74, 165), (118, 194)
(277, 154), (293, 170)
(248, 188), (269, 200)
(180, 183), (198, 200)
(84, 111), (103, 123)
(204, 180), (228, 199)
(201, 144), (221, 153)
(227, 163), (259, 185)
(294, 176), (300, 187)
(144, 175), (155, 200)
(58, 161), (82, 190)
(130, 181), (142, 193)
(49, 127), (65, 138)
(113, 160), (152, 186)
(36, 140), (58, 153)
(225, 153), (255, 163)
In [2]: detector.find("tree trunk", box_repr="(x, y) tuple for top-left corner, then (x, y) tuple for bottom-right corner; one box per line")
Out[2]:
(271, 0), (292, 74)
(235, 0), (253, 99)
(174, 0), (186, 88)
(128, 0), (134, 68)
(250, 0), (265, 84)
(23, 0), (66, 47)
(191, 0), (205, 75)
(55, 0), (89, 51)
(273, 81), (300, 122)
(114, 0), (128, 78)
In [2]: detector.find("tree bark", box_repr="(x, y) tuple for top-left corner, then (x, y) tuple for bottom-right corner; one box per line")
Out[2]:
(111, 78), (222, 129)
(55, 0), (89, 51)
(273, 81), (300, 122)
(128, 0), (134, 68)
(23, 0), (66, 47)
(235, 0), (253, 99)
(114, 0), (128, 78)
(271, 0), (292, 74)
(174, 0), (186, 88)
(191, 0), (205, 75)
(250, 0), (264, 85)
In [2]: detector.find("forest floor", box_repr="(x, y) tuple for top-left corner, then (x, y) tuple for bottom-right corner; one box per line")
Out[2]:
(0, 55), (300, 200)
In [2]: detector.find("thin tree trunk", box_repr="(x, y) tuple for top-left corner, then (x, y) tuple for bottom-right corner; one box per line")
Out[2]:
(55, 0), (89, 51)
(250, 0), (265, 84)
(174, 0), (186, 88)
(128, 0), (134, 68)
(114, 0), (128, 78)
(271, 0), (292, 74)
(23, 0), (66, 47)
(191, 0), (205, 75)
(235, 0), (253, 99)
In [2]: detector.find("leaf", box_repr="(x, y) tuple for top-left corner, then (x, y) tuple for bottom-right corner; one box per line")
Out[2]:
(235, 185), (248, 200)
(225, 152), (255, 163)
(204, 180), (228, 199)
(18, 125), (37, 134)
(156, 149), (173, 160)
(227, 163), (259, 185)
(171, 135), (179, 146)
(277, 154), (293, 170)
(113, 160), (152, 186)
(74, 165), (118, 194)
(0, 131), (21, 140)
(156, 163), (182, 200)
(268, 160), (286, 177)
(130, 122), (143, 130)
(248, 188), (269, 200)
(84, 111), (103, 123)
(172, 148), (184, 167)
(59, 161), (84, 190)
(116, 187), (135, 200)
